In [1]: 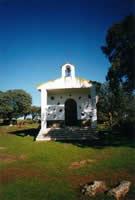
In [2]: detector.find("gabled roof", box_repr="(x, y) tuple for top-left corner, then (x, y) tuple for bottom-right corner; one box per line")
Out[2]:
(37, 76), (92, 90)
(37, 63), (93, 90)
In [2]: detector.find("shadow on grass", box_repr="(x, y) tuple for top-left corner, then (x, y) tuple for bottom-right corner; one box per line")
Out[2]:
(8, 127), (135, 148)
(9, 126), (40, 141)
(57, 131), (135, 149)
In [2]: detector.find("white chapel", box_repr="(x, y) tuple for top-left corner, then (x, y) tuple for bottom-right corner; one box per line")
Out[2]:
(36, 63), (98, 141)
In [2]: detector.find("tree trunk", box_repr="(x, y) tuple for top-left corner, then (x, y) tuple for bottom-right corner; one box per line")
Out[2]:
(108, 112), (113, 128)
(24, 114), (27, 120)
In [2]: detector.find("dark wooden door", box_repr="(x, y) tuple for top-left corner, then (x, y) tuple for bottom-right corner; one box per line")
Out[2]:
(65, 99), (77, 126)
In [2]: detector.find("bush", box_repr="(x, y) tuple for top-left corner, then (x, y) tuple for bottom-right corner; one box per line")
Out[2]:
(3, 119), (17, 125)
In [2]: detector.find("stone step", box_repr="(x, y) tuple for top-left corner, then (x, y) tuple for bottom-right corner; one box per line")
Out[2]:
(36, 128), (98, 141)
(43, 131), (98, 141)
(45, 134), (96, 138)
(45, 131), (96, 136)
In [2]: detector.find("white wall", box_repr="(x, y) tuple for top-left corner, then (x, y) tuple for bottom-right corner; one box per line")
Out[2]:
(38, 63), (97, 132)
(46, 90), (93, 121)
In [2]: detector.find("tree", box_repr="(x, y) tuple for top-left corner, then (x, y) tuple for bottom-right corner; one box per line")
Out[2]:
(97, 83), (112, 125)
(0, 91), (13, 120)
(91, 81), (102, 94)
(30, 106), (41, 120)
(100, 15), (135, 136)
(102, 15), (135, 93)
(97, 83), (135, 128)
(0, 89), (32, 122)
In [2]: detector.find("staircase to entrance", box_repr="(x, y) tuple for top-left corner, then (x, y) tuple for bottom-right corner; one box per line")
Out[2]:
(36, 127), (98, 141)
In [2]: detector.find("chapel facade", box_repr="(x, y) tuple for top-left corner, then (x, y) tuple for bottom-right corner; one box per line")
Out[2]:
(36, 63), (97, 141)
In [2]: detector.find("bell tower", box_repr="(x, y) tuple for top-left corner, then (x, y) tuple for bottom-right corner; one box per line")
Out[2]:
(61, 63), (75, 78)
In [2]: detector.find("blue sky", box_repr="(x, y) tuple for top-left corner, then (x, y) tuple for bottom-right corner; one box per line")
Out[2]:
(0, 0), (133, 105)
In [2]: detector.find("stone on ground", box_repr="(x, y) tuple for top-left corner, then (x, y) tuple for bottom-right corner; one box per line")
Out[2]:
(108, 181), (131, 200)
(81, 180), (108, 196)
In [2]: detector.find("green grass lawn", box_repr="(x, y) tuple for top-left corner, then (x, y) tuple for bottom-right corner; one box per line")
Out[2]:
(0, 124), (135, 200)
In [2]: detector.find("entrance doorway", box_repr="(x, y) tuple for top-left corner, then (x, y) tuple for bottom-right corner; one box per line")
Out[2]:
(65, 99), (77, 126)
